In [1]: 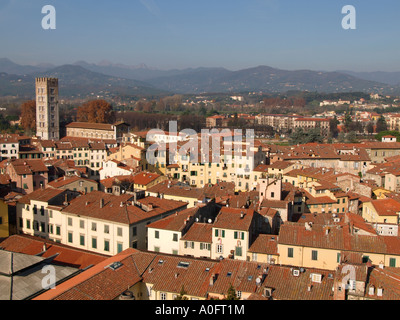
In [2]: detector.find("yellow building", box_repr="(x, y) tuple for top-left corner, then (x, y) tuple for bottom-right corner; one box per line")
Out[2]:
(278, 222), (400, 271)
(362, 198), (400, 224)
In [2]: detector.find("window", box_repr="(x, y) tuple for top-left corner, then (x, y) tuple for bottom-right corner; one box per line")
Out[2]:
(216, 244), (223, 254)
(40, 222), (45, 232)
(117, 227), (123, 237)
(236, 291), (242, 299)
(155, 230), (159, 239)
(288, 247), (294, 258)
(172, 233), (178, 242)
(68, 217), (72, 226)
(215, 229), (225, 238)
(56, 225), (61, 235)
(337, 253), (341, 263)
(117, 242), (123, 253)
(92, 237), (97, 249)
(91, 222), (97, 231)
(234, 231), (245, 240)
(160, 292), (167, 300)
(80, 220), (84, 229)
(104, 240), (110, 252)
(104, 224), (109, 234)
(252, 253), (258, 261)
(312, 250), (318, 261)
(68, 232), (73, 243)
(184, 241), (194, 249)
(390, 258), (396, 267)
(80, 235), (85, 246)
(235, 246), (242, 257)
(132, 226), (137, 236)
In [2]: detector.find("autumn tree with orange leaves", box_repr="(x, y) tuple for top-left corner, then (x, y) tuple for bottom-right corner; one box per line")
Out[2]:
(20, 100), (36, 132)
(77, 99), (115, 124)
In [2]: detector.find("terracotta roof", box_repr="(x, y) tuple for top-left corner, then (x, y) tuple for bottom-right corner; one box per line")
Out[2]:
(61, 191), (188, 225)
(17, 188), (66, 205)
(248, 234), (279, 255)
(48, 176), (97, 189)
(181, 222), (213, 243)
(34, 248), (150, 300)
(66, 122), (114, 131)
(279, 222), (400, 256)
(132, 172), (161, 186)
(0, 234), (108, 269)
(0, 174), (11, 185)
(10, 159), (48, 175)
(257, 265), (335, 300)
(371, 198), (400, 216)
(213, 207), (255, 231)
(146, 207), (200, 232)
(147, 180), (204, 200)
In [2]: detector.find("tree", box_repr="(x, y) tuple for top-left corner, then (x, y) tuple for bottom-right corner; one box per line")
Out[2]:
(289, 128), (324, 145)
(375, 130), (400, 141)
(376, 115), (388, 133)
(329, 116), (339, 138)
(20, 100), (36, 132)
(224, 284), (239, 300)
(77, 99), (115, 124)
(366, 121), (374, 135)
(174, 286), (189, 300)
(343, 113), (353, 133)
(345, 131), (358, 143)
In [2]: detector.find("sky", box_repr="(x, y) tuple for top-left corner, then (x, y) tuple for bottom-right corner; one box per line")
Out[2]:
(0, 0), (399, 72)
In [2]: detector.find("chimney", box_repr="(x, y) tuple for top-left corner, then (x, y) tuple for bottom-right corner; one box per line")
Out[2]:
(63, 193), (69, 206)
(120, 201), (124, 207)
(42, 243), (47, 252)
(210, 274), (216, 286)
(240, 211), (245, 219)
(368, 285), (375, 296)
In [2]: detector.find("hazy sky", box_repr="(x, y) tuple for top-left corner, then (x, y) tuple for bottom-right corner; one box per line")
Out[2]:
(1, 0), (399, 71)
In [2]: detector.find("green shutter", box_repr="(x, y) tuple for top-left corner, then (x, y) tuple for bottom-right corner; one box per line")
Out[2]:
(222, 230), (225, 238)
(390, 258), (396, 267)
(241, 232), (245, 240)
(234, 231), (238, 239)
(215, 229), (218, 237)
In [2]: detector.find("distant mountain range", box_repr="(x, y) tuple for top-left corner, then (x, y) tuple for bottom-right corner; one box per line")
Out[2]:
(0, 58), (399, 98)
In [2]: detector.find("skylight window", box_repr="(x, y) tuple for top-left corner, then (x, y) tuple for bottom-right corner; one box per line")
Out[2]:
(107, 261), (123, 271)
(177, 261), (190, 268)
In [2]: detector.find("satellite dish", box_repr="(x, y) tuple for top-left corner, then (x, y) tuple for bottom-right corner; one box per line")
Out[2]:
(256, 278), (261, 285)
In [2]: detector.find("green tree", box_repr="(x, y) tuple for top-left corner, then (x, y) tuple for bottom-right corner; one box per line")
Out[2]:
(329, 116), (339, 138)
(375, 130), (400, 141)
(345, 131), (358, 143)
(376, 115), (388, 133)
(175, 286), (189, 300)
(224, 284), (239, 300)
(366, 121), (374, 135)
(289, 128), (323, 145)
(343, 113), (353, 133)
